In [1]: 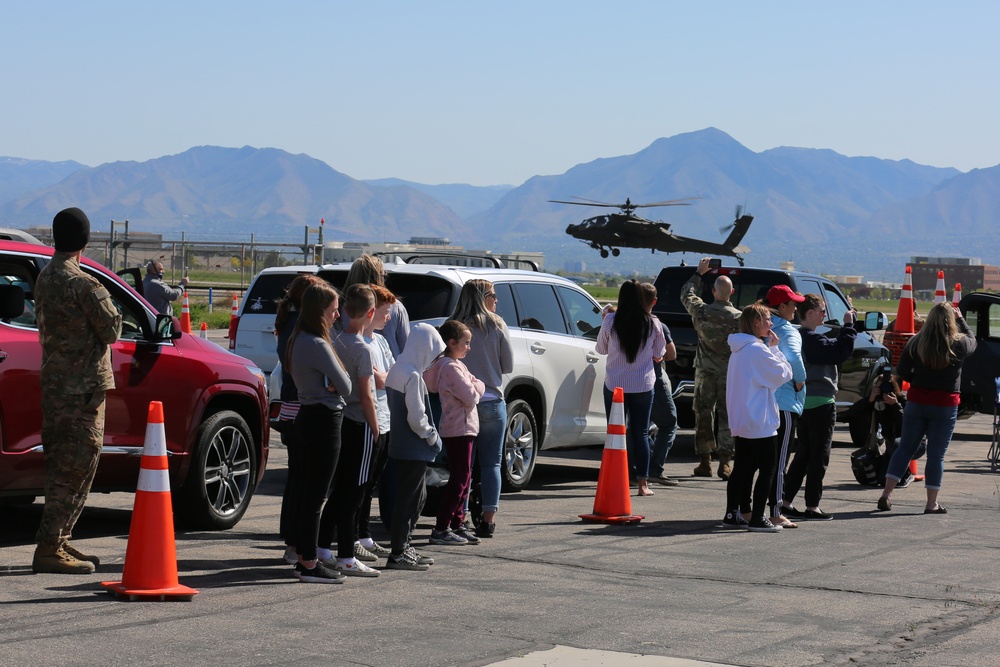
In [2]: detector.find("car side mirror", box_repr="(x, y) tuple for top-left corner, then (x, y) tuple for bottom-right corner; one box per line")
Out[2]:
(860, 311), (887, 332)
(155, 314), (183, 340)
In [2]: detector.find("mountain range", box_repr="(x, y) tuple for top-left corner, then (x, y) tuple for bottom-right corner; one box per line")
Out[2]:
(2, 128), (997, 278)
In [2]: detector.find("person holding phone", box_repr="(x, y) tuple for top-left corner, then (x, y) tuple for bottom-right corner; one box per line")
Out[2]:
(681, 257), (742, 479)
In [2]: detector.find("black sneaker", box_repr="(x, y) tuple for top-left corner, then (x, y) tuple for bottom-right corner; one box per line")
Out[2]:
(295, 561), (346, 584)
(781, 505), (806, 518)
(386, 550), (430, 571)
(475, 521), (496, 539)
(747, 517), (782, 533)
(803, 509), (834, 521)
(721, 510), (749, 529)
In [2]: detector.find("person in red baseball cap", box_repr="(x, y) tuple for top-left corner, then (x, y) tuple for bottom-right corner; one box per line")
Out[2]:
(761, 285), (807, 528)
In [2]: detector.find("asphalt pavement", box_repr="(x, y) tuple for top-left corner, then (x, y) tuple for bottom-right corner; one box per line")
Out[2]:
(2, 414), (999, 667)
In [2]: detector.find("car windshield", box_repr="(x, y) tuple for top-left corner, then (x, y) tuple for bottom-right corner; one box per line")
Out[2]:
(653, 269), (795, 316)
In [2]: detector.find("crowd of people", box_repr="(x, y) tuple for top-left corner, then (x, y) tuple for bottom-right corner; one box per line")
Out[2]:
(272, 255), (512, 583)
(590, 257), (975, 534)
(30, 210), (975, 576)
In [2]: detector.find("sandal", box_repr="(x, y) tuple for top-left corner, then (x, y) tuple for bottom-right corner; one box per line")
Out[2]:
(877, 496), (891, 512)
(923, 504), (948, 514)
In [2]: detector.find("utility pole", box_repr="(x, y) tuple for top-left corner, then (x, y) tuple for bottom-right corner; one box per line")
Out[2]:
(109, 219), (129, 271)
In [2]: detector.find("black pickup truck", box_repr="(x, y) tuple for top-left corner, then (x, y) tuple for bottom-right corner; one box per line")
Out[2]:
(651, 265), (891, 435)
(957, 292), (1000, 416)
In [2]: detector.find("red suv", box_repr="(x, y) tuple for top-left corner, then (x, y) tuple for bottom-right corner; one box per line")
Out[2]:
(0, 240), (269, 529)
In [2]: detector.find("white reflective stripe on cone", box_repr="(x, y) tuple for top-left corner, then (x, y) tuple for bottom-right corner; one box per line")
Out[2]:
(137, 468), (171, 493)
(143, 423), (168, 457)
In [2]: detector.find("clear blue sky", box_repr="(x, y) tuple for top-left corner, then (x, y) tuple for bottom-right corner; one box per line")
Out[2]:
(3, 1), (998, 185)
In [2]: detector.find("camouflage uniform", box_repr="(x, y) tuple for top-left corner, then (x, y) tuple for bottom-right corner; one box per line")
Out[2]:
(34, 252), (122, 552)
(682, 272), (741, 456)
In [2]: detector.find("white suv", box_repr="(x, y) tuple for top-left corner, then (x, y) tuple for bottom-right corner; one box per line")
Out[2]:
(232, 260), (609, 489)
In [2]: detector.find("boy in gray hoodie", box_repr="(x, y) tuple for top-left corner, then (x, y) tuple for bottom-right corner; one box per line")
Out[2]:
(384, 322), (446, 570)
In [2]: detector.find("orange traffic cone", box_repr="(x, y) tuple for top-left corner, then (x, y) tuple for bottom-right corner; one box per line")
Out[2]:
(934, 271), (947, 304)
(199, 322), (208, 339)
(179, 292), (191, 334)
(580, 387), (644, 524)
(102, 402), (199, 601)
(226, 293), (240, 348)
(895, 266), (915, 334)
(884, 266), (917, 366)
(953, 283), (963, 310)
(909, 458), (925, 482)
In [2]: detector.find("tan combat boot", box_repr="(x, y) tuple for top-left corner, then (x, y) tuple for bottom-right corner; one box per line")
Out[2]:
(693, 454), (713, 477)
(32, 545), (96, 575)
(718, 452), (733, 481)
(63, 542), (100, 566)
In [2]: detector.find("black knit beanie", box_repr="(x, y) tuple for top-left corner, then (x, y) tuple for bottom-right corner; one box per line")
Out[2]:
(52, 207), (91, 252)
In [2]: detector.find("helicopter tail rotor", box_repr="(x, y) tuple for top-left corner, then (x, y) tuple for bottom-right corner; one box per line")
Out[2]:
(719, 205), (745, 235)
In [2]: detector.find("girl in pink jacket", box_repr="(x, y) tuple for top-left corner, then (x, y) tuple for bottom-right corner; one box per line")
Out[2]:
(424, 320), (486, 545)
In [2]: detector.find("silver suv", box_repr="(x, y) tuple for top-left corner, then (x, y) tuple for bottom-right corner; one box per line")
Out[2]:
(232, 260), (609, 489)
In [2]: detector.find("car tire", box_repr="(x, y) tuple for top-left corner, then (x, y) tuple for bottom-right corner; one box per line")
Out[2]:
(501, 398), (537, 492)
(177, 410), (257, 530)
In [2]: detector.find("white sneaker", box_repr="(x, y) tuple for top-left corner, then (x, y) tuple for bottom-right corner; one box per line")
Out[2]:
(332, 558), (380, 577)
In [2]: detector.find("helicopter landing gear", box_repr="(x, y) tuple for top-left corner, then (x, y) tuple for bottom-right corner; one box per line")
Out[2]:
(600, 249), (609, 258)
(611, 248), (620, 257)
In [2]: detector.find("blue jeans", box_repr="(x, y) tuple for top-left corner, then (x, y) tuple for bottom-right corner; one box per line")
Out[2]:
(472, 399), (506, 513)
(649, 379), (677, 477)
(885, 400), (957, 490)
(603, 385), (654, 479)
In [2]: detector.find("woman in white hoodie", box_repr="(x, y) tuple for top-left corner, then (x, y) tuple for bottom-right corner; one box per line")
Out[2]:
(722, 303), (793, 533)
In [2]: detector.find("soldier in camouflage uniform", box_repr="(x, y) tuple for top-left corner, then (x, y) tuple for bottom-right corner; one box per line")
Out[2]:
(682, 257), (741, 479)
(32, 208), (122, 575)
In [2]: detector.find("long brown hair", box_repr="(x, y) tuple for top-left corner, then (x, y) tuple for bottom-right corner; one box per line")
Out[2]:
(914, 302), (961, 369)
(275, 274), (325, 334)
(286, 282), (341, 375)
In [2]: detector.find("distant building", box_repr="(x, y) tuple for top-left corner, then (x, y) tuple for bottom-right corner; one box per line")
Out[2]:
(779, 260), (795, 271)
(907, 256), (1000, 292)
(827, 275), (864, 285)
(322, 240), (543, 271)
(564, 260), (586, 273)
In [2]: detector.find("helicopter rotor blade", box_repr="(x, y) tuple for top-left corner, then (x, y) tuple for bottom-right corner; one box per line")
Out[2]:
(634, 197), (703, 208)
(735, 204), (743, 220)
(548, 198), (620, 208)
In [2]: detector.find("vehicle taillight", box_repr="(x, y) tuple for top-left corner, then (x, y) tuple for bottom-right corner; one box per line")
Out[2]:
(228, 315), (240, 350)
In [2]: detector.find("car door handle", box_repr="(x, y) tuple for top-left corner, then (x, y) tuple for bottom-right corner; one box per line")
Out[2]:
(586, 352), (600, 363)
(0, 351), (7, 364)
(530, 342), (546, 354)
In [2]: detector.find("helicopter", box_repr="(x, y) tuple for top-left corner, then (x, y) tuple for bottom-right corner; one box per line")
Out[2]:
(554, 196), (753, 266)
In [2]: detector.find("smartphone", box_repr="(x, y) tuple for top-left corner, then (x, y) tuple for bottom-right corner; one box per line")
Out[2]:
(708, 258), (722, 269)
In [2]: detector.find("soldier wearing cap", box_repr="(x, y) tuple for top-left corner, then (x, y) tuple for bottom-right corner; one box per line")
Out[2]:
(33, 207), (122, 574)
(681, 257), (741, 479)
(142, 260), (189, 316)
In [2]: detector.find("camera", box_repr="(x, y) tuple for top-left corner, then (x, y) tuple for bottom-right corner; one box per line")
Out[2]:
(878, 370), (894, 398)
(708, 258), (722, 269)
